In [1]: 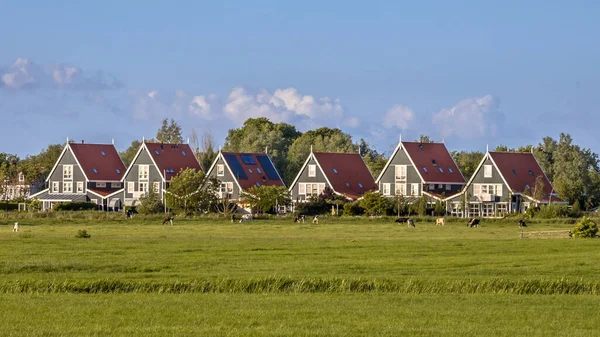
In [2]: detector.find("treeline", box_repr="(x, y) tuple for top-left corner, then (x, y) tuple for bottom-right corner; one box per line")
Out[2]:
(2, 118), (599, 209)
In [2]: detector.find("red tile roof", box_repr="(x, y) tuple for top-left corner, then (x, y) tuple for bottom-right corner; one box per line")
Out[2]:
(145, 143), (202, 180)
(221, 152), (284, 190)
(402, 142), (465, 184)
(313, 152), (377, 200)
(69, 143), (126, 182)
(489, 152), (554, 196)
(88, 188), (120, 197)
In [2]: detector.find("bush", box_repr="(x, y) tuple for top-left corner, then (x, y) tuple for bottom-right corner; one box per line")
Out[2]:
(137, 187), (164, 215)
(54, 202), (96, 211)
(343, 201), (364, 216)
(572, 217), (598, 238)
(75, 230), (91, 238)
(295, 197), (330, 216)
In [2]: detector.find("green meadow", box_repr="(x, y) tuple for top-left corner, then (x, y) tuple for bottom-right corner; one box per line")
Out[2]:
(1, 215), (598, 336)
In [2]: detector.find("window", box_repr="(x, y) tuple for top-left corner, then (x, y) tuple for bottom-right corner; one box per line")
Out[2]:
(138, 182), (148, 193)
(217, 164), (224, 176)
(333, 168), (338, 174)
(91, 199), (98, 205)
(127, 182), (135, 193)
(395, 183), (406, 196)
(395, 165), (406, 180)
(438, 184), (443, 189)
(18, 173), (25, 183)
(153, 181), (160, 192)
(428, 184), (435, 190)
(358, 183), (363, 189)
(528, 169), (534, 176)
(484, 165), (492, 178)
(445, 184), (451, 191)
(93, 168), (98, 174)
(112, 182), (121, 188)
(256, 182), (261, 187)
(423, 167), (428, 173)
(411, 183), (420, 196)
(298, 183), (306, 195)
(63, 165), (73, 180)
(155, 150), (160, 155)
(101, 151), (106, 156)
(52, 182), (59, 193)
(116, 169), (121, 174)
(432, 160), (437, 166)
(63, 182), (73, 193)
(438, 167), (444, 173)
(77, 182), (84, 193)
(448, 168), (453, 174)
(299, 183), (325, 197)
(139, 165), (149, 180)
(182, 150), (186, 156)
(257, 168), (262, 174)
(512, 169), (517, 175)
(220, 182), (233, 193)
(248, 168), (253, 174)
(308, 165), (316, 177)
(383, 183), (391, 196)
(473, 184), (503, 196)
(96, 182), (106, 188)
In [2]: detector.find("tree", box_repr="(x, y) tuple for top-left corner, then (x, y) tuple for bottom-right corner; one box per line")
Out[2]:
(552, 134), (588, 203)
(360, 191), (390, 216)
(119, 140), (142, 166)
(359, 138), (387, 178)
(156, 118), (183, 144)
(224, 118), (301, 184)
(532, 175), (546, 201)
(241, 185), (291, 214)
(137, 184), (164, 214)
(417, 134), (434, 143)
(19, 144), (63, 183)
(451, 151), (484, 181)
(166, 168), (220, 215)
(195, 129), (217, 172)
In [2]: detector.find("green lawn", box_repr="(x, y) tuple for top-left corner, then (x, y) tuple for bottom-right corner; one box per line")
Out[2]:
(0, 217), (598, 336)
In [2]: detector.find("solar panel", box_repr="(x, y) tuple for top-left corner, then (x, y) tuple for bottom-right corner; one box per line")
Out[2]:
(224, 154), (248, 180)
(256, 155), (280, 180)
(240, 154), (256, 165)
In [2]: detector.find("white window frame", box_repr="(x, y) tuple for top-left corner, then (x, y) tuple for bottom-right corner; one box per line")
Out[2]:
(383, 183), (391, 196)
(411, 183), (420, 196)
(18, 173), (25, 183)
(139, 165), (149, 180)
(153, 181), (160, 193)
(484, 165), (492, 178)
(217, 164), (224, 176)
(301, 183), (325, 197)
(138, 182), (148, 193)
(395, 165), (407, 181)
(91, 199), (98, 206)
(76, 182), (84, 193)
(112, 182), (122, 188)
(445, 184), (451, 191)
(298, 183), (306, 195)
(308, 165), (316, 177)
(63, 165), (73, 180)
(63, 182), (73, 193)
(96, 182), (107, 188)
(127, 182), (135, 193)
(220, 182), (233, 194)
(395, 183), (406, 196)
(52, 181), (59, 193)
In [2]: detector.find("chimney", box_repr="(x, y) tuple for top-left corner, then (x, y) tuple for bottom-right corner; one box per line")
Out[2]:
(81, 140), (84, 144)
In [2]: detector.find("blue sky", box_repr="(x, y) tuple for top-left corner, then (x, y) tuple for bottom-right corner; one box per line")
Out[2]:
(1, 0), (598, 157)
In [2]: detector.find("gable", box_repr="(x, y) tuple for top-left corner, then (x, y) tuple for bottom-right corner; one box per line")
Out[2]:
(376, 143), (421, 185)
(402, 142), (465, 184)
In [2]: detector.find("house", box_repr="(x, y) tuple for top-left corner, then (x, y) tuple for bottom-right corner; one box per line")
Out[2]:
(29, 140), (127, 211)
(1, 172), (42, 201)
(375, 140), (465, 202)
(444, 150), (566, 218)
(205, 151), (285, 201)
(288, 151), (377, 204)
(121, 142), (202, 207)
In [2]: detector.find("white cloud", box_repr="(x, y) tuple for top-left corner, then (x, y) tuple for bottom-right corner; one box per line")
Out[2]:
(432, 95), (504, 139)
(382, 104), (414, 130)
(0, 57), (122, 90)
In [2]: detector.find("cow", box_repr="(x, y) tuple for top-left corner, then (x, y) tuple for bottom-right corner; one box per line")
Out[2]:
(312, 215), (319, 224)
(162, 216), (174, 225)
(407, 218), (415, 228)
(395, 217), (409, 224)
(240, 214), (253, 223)
(467, 218), (480, 228)
(12, 222), (19, 232)
(435, 218), (445, 226)
(518, 219), (527, 228)
(295, 214), (306, 223)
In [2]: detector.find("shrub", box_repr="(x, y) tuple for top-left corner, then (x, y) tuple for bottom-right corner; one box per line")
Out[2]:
(137, 186), (164, 215)
(295, 197), (330, 216)
(75, 230), (91, 239)
(535, 204), (573, 219)
(572, 217), (598, 238)
(343, 201), (364, 216)
(54, 202), (96, 211)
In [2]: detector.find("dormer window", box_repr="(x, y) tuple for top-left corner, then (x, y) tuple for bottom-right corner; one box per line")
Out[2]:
(256, 182), (261, 187)
(116, 169), (121, 174)
(182, 150), (186, 156)
(155, 150), (160, 155)
(432, 160), (437, 166)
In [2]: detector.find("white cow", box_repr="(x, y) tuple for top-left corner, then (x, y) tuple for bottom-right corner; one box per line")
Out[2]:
(240, 214), (253, 222)
(13, 222), (19, 232)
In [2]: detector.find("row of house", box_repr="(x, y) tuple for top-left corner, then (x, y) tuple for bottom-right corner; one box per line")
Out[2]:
(24, 137), (565, 217)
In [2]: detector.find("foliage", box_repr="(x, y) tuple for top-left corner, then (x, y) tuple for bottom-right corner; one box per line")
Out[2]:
(451, 151), (484, 181)
(295, 197), (330, 216)
(18, 144), (63, 183)
(241, 185), (291, 214)
(75, 230), (91, 238)
(156, 118), (183, 144)
(343, 201), (364, 216)
(533, 204), (574, 219)
(410, 196), (429, 216)
(359, 191), (390, 216)
(359, 138), (387, 178)
(571, 217), (598, 238)
(224, 118), (301, 184)
(191, 129), (217, 172)
(54, 202), (97, 211)
(27, 198), (42, 212)
(392, 196), (411, 216)
(166, 168), (218, 215)
(434, 200), (445, 216)
(137, 185), (164, 214)
(119, 140), (142, 166)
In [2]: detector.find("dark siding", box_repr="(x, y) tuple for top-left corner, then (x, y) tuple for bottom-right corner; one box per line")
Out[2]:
(206, 155), (241, 199)
(377, 146), (421, 196)
(290, 157), (330, 201)
(123, 148), (163, 199)
(48, 148), (86, 194)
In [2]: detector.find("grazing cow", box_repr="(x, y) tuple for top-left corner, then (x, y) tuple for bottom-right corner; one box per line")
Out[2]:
(436, 218), (445, 226)
(312, 215), (319, 224)
(407, 218), (415, 228)
(518, 219), (527, 227)
(240, 214), (253, 223)
(12, 222), (19, 232)
(162, 216), (174, 225)
(231, 214), (236, 223)
(295, 214), (306, 223)
(395, 217), (409, 224)
(467, 218), (480, 228)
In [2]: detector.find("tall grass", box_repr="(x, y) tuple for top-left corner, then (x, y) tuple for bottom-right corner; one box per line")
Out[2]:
(1, 277), (598, 295)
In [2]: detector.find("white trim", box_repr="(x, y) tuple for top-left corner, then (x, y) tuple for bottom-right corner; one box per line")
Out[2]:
(264, 153), (286, 187)
(308, 164), (316, 177)
(530, 151), (557, 196)
(28, 188), (49, 199)
(375, 141), (402, 183)
(63, 165), (73, 180)
(45, 143), (70, 183)
(487, 153), (515, 194)
(76, 181), (84, 194)
(206, 152), (243, 192)
(288, 152), (335, 196)
(120, 142), (147, 182)
(103, 188), (124, 199)
(288, 152), (318, 193)
(400, 143), (426, 183)
(216, 164), (225, 176)
(87, 189), (107, 198)
(422, 191), (443, 201)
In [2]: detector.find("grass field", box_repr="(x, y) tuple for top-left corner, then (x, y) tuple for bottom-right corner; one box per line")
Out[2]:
(0, 215), (598, 336)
